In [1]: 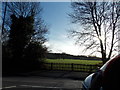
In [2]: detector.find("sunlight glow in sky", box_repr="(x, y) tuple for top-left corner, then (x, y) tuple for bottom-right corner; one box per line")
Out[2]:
(41, 2), (86, 56)
(41, 2), (101, 56)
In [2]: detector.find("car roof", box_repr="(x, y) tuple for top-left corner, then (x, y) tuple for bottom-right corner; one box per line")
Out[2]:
(100, 55), (120, 72)
(100, 55), (120, 77)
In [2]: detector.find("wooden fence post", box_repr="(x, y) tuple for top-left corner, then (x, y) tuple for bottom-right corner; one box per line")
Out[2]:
(89, 65), (92, 74)
(51, 63), (53, 70)
(71, 63), (74, 71)
(45, 63), (101, 72)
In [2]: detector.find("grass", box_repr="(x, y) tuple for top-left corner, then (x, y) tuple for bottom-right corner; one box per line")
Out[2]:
(45, 59), (102, 65)
(44, 59), (102, 72)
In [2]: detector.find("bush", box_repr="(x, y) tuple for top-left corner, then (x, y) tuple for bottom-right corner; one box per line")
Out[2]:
(23, 42), (47, 71)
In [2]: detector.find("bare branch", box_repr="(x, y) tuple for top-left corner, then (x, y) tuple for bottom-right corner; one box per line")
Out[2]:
(69, 1), (120, 63)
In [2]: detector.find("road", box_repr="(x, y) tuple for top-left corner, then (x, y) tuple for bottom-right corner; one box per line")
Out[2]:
(2, 76), (83, 90)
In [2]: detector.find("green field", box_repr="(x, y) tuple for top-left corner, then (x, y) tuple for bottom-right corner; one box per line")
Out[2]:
(44, 59), (102, 72)
(45, 59), (102, 65)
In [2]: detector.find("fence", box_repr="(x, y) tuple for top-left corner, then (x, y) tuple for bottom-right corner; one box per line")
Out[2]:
(44, 63), (102, 73)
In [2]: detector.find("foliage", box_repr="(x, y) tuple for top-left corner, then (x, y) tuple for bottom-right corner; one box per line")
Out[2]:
(2, 2), (48, 44)
(8, 15), (34, 61)
(2, 2), (48, 73)
(47, 53), (101, 60)
(23, 41), (47, 70)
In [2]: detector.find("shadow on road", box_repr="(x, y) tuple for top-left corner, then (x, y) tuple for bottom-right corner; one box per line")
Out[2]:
(3, 70), (89, 80)
(2, 70), (89, 90)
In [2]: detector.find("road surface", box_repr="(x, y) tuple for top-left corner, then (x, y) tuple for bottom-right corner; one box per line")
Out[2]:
(2, 76), (83, 90)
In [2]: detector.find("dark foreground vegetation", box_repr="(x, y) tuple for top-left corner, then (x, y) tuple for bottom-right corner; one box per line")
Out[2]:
(2, 2), (48, 75)
(46, 53), (101, 60)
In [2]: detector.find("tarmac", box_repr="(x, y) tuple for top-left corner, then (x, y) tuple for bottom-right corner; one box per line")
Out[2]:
(15, 70), (89, 80)
(2, 70), (90, 90)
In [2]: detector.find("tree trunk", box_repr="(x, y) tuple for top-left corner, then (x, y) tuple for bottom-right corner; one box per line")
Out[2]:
(102, 51), (107, 64)
(99, 39), (107, 64)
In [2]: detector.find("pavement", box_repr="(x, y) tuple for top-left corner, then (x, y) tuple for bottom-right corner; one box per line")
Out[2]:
(2, 70), (90, 90)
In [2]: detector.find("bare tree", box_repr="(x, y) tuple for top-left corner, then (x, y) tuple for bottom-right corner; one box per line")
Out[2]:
(2, 2), (48, 45)
(69, 2), (120, 63)
(2, 2), (8, 44)
(7, 2), (41, 17)
(2, 2), (7, 34)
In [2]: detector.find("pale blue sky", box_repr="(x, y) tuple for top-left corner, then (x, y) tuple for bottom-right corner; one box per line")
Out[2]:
(41, 2), (86, 55)
(41, 2), (71, 41)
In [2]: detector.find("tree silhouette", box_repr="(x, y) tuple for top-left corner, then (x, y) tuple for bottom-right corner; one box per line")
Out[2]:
(8, 15), (34, 62)
(2, 2), (48, 73)
(2, 2), (48, 44)
(69, 2), (120, 63)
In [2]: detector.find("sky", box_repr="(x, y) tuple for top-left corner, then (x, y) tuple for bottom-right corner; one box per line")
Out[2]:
(40, 2), (86, 56)
(40, 2), (120, 57)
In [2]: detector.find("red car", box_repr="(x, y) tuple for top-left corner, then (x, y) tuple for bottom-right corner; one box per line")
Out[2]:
(82, 55), (120, 90)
